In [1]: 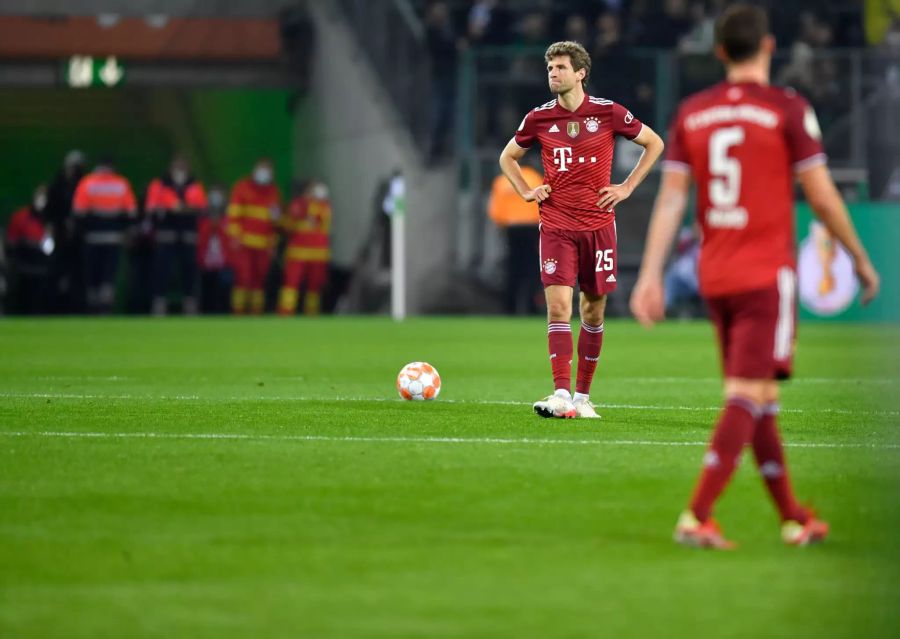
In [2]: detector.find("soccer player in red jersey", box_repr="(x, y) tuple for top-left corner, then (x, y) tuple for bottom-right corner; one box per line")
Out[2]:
(499, 41), (665, 419)
(630, 4), (880, 548)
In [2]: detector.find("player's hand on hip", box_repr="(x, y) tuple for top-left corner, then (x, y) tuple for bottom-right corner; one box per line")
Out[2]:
(523, 185), (551, 203)
(855, 259), (880, 305)
(629, 276), (665, 328)
(596, 183), (633, 211)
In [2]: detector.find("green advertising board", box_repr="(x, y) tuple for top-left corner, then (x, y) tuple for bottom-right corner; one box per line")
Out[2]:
(796, 202), (899, 322)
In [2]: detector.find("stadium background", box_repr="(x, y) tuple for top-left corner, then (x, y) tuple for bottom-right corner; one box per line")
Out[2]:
(1, 3), (899, 638)
(0, 0), (897, 320)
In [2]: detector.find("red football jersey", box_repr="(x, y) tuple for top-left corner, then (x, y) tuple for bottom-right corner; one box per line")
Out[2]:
(514, 95), (643, 231)
(664, 81), (826, 297)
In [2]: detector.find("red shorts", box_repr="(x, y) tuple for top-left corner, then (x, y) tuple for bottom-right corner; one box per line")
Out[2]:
(283, 260), (328, 291)
(706, 269), (797, 380)
(234, 246), (272, 290)
(539, 225), (618, 296)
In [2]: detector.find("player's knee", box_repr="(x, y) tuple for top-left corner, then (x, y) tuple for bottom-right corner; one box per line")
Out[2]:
(546, 299), (571, 321)
(579, 298), (606, 325)
(724, 378), (769, 405)
(580, 305), (605, 325)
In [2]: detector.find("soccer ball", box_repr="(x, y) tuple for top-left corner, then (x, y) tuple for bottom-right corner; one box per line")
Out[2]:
(396, 362), (441, 401)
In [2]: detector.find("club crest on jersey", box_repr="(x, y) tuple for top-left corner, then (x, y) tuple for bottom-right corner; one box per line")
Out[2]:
(567, 122), (580, 138)
(585, 117), (600, 133)
(543, 258), (558, 275)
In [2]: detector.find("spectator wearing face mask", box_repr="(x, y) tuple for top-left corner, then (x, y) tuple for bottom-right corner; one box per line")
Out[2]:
(46, 149), (86, 313)
(278, 179), (332, 316)
(226, 158), (282, 314)
(196, 185), (234, 314)
(145, 156), (209, 316)
(5, 185), (53, 314)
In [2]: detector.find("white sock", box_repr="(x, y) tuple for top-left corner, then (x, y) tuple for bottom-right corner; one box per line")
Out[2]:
(553, 388), (572, 400)
(573, 392), (589, 404)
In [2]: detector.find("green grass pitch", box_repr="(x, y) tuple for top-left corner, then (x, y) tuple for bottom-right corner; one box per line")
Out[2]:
(1, 317), (898, 638)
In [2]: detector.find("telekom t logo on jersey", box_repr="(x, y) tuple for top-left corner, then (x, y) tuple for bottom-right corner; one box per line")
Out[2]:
(552, 147), (597, 172)
(553, 147), (573, 172)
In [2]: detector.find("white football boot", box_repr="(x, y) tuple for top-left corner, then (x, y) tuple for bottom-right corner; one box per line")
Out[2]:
(533, 391), (577, 419)
(573, 398), (601, 419)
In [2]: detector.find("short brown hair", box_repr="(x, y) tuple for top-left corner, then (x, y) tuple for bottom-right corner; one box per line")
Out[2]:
(715, 3), (769, 63)
(544, 41), (591, 87)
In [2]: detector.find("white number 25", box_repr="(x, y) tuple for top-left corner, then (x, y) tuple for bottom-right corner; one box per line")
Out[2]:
(595, 249), (613, 272)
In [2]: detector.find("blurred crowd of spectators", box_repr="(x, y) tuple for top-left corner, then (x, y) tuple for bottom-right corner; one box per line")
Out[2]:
(1, 152), (336, 317)
(419, 0), (880, 159)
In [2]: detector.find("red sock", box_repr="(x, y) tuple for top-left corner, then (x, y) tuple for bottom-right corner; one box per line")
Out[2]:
(547, 321), (572, 392)
(753, 403), (808, 523)
(575, 321), (604, 394)
(690, 397), (761, 522)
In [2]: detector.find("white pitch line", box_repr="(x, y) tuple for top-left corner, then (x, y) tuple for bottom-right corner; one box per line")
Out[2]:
(0, 392), (897, 417)
(23, 375), (897, 385)
(0, 430), (897, 450)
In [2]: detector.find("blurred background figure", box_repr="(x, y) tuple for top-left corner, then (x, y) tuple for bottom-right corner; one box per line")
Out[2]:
(278, 179), (332, 316)
(591, 11), (632, 104)
(563, 14), (589, 44)
(145, 155), (208, 316)
(487, 162), (542, 315)
(45, 149), (86, 313)
(5, 184), (52, 314)
(663, 225), (701, 319)
(196, 185), (233, 314)
(0, 233), (6, 314)
(467, 0), (513, 47)
(72, 157), (137, 314)
(425, 1), (461, 165)
(226, 157), (281, 315)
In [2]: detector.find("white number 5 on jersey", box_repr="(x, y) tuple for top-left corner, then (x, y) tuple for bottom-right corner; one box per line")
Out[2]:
(709, 126), (745, 208)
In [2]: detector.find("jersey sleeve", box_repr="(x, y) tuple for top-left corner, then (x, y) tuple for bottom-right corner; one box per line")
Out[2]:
(186, 183), (209, 209)
(513, 110), (538, 148)
(6, 211), (23, 243)
(611, 102), (643, 140)
(226, 183), (245, 237)
(784, 94), (827, 173)
(122, 180), (138, 214)
(662, 106), (692, 174)
(72, 178), (90, 214)
(145, 179), (164, 211)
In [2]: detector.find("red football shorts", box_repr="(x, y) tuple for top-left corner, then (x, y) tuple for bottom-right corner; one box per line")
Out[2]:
(705, 268), (797, 380)
(538, 225), (618, 296)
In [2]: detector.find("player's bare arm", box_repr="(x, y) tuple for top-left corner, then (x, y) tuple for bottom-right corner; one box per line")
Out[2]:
(597, 125), (665, 210)
(629, 169), (691, 328)
(499, 138), (551, 203)
(796, 164), (880, 304)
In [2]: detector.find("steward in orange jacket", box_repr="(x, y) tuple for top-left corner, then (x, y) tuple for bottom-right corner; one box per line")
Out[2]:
(488, 165), (542, 314)
(72, 159), (137, 313)
(226, 158), (281, 314)
(145, 156), (208, 315)
(278, 180), (331, 316)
